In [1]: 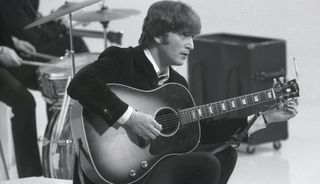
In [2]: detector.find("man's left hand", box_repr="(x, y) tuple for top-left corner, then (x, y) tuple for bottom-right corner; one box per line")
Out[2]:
(263, 99), (298, 123)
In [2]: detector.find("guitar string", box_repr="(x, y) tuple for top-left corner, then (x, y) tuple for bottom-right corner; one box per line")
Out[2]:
(126, 88), (277, 131)
(152, 89), (273, 125)
(153, 98), (277, 130)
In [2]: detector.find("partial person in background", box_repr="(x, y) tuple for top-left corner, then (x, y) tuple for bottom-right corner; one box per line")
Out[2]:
(68, 1), (298, 184)
(0, 0), (89, 58)
(0, 12), (42, 178)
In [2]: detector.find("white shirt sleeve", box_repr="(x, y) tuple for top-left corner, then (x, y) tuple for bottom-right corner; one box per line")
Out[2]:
(247, 114), (267, 136)
(117, 106), (134, 125)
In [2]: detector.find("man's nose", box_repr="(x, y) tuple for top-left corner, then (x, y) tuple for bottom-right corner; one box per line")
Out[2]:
(186, 37), (194, 50)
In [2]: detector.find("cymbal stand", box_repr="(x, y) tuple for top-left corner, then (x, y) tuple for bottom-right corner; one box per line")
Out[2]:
(100, 5), (110, 49)
(68, 6), (76, 77)
(50, 0), (75, 153)
(101, 21), (110, 49)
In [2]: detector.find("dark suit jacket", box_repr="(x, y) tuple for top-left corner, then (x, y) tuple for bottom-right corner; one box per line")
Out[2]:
(67, 46), (247, 144)
(0, 0), (66, 48)
(68, 46), (188, 125)
(0, 0), (88, 57)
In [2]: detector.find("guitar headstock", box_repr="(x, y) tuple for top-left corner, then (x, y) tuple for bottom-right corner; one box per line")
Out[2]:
(273, 78), (300, 100)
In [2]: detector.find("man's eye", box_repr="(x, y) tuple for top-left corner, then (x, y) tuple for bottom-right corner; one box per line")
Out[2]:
(182, 32), (194, 38)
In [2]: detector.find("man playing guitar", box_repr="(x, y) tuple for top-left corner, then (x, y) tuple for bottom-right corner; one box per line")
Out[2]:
(67, 1), (298, 184)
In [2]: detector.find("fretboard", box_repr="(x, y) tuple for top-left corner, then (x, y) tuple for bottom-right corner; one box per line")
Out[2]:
(179, 88), (276, 124)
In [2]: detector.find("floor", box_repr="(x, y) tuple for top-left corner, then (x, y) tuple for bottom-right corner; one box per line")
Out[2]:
(229, 104), (320, 184)
(1, 104), (319, 184)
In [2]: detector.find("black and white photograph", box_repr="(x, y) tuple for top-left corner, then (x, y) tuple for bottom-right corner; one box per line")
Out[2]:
(0, 0), (318, 184)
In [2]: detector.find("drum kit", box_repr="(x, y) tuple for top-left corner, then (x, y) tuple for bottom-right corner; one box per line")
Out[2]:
(23, 0), (141, 179)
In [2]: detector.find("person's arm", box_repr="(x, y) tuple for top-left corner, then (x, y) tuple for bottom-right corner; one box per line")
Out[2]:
(0, 46), (22, 67)
(248, 99), (298, 135)
(12, 36), (36, 55)
(67, 51), (162, 140)
(67, 56), (128, 124)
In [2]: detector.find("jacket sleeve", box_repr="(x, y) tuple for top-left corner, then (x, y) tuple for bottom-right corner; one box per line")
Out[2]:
(67, 55), (128, 126)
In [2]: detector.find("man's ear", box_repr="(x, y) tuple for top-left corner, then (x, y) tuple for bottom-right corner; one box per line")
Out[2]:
(154, 36), (168, 44)
(154, 36), (162, 44)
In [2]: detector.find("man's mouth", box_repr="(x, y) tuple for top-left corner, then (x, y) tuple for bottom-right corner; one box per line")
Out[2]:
(180, 52), (189, 57)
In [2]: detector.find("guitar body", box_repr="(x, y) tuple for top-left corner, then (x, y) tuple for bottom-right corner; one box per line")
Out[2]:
(70, 83), (200, 184)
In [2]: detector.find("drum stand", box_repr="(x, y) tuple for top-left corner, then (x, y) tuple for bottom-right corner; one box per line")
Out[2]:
(40, 4), (76, 179)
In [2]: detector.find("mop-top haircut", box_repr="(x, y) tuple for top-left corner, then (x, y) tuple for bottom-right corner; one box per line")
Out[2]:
(139, 0), (201, 48)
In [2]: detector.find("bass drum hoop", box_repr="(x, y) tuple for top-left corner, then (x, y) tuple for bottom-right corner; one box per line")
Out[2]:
(42, 108), (75, 179)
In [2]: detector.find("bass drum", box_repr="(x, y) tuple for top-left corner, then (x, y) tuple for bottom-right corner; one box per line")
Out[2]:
(42, 108), (75, 179)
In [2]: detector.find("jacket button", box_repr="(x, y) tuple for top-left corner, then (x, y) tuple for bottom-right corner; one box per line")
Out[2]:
(103, 108), (108, 114)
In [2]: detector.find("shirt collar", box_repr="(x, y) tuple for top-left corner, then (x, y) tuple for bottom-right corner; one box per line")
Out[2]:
(143, 49), (169, 77)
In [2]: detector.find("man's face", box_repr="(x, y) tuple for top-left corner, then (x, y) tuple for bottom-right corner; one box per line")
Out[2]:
(158, 32), (194, 67)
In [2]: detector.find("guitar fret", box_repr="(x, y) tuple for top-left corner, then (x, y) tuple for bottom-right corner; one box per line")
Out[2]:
(235, 97), (242, 108)
(253, 93), (260, 103)
(216, 102), (222, 114)
(181, 88), (278, 124)
(203, 105), (209, 118)
(221, 102), (226, 111)
(267, 90), (273, 99)
(202, 106), (207, 118)
(212, 103), (218, 115)
(179, 111), (186, 125)
(241, 97), (247, 105)
(230, 99), (236, 108)
(191, 109), (197, 120)
(182, 110), (190, 123)
(197, 107), (203, 118)
(208, 105), (214, 114)
(224, 100), (230, 111)
(246, 94), (254, 105)
(260, 91), (268, 102)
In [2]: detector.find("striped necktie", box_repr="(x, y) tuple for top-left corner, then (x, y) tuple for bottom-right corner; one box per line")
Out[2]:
(158, 73), (169, 86)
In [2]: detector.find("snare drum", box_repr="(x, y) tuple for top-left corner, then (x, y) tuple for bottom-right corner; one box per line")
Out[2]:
(37, 53), (99, 103)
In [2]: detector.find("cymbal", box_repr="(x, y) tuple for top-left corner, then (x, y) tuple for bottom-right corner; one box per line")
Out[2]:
(25, 0), (102, 29)
(72, 7), (141, 22)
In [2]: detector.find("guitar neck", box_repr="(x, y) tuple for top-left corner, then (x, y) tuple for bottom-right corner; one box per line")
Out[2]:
(179, 88), (276, 123)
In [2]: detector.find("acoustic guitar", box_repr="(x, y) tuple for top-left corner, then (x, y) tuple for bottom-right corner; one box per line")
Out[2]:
(70, 79), (299, 184)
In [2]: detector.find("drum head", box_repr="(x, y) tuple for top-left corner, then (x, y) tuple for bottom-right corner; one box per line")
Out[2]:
(37, 53), (99, 102)
(38, 53), (99, 79)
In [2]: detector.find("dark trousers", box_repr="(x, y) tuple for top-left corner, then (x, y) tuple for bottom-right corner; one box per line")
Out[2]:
(0, 34), (88, 177)
(0, 67), (42, 177)
(73, 144), (237, 184)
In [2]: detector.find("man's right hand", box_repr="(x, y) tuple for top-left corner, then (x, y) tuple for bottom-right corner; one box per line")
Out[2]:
(0, 46), (22, 67)
(125, 111), (162, 140)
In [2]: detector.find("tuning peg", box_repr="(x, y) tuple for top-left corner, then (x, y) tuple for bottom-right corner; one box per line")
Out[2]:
(279, 76), (284, 83)
(273, 78), (278, 85)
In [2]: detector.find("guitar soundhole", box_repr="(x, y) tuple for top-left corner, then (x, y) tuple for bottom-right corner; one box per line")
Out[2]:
(155, 107), (180, 136)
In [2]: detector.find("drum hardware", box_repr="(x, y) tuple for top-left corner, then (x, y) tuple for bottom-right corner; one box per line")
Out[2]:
(21, 60), (63, 67)
(37, 52), (99, 103)
(24, 0), (103, 29)
(72, 3), (141, 22)
(28, 52), (57, 60)
(66, 29), (123, 45)
(73, 3), (140, 48)
(0, 141), (10, 180)
(25, 0), (102, 179)
(38, 137), (73, 146)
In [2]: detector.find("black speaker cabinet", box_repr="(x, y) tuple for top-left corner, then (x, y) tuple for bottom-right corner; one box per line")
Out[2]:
(188, 33), (288, 153)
